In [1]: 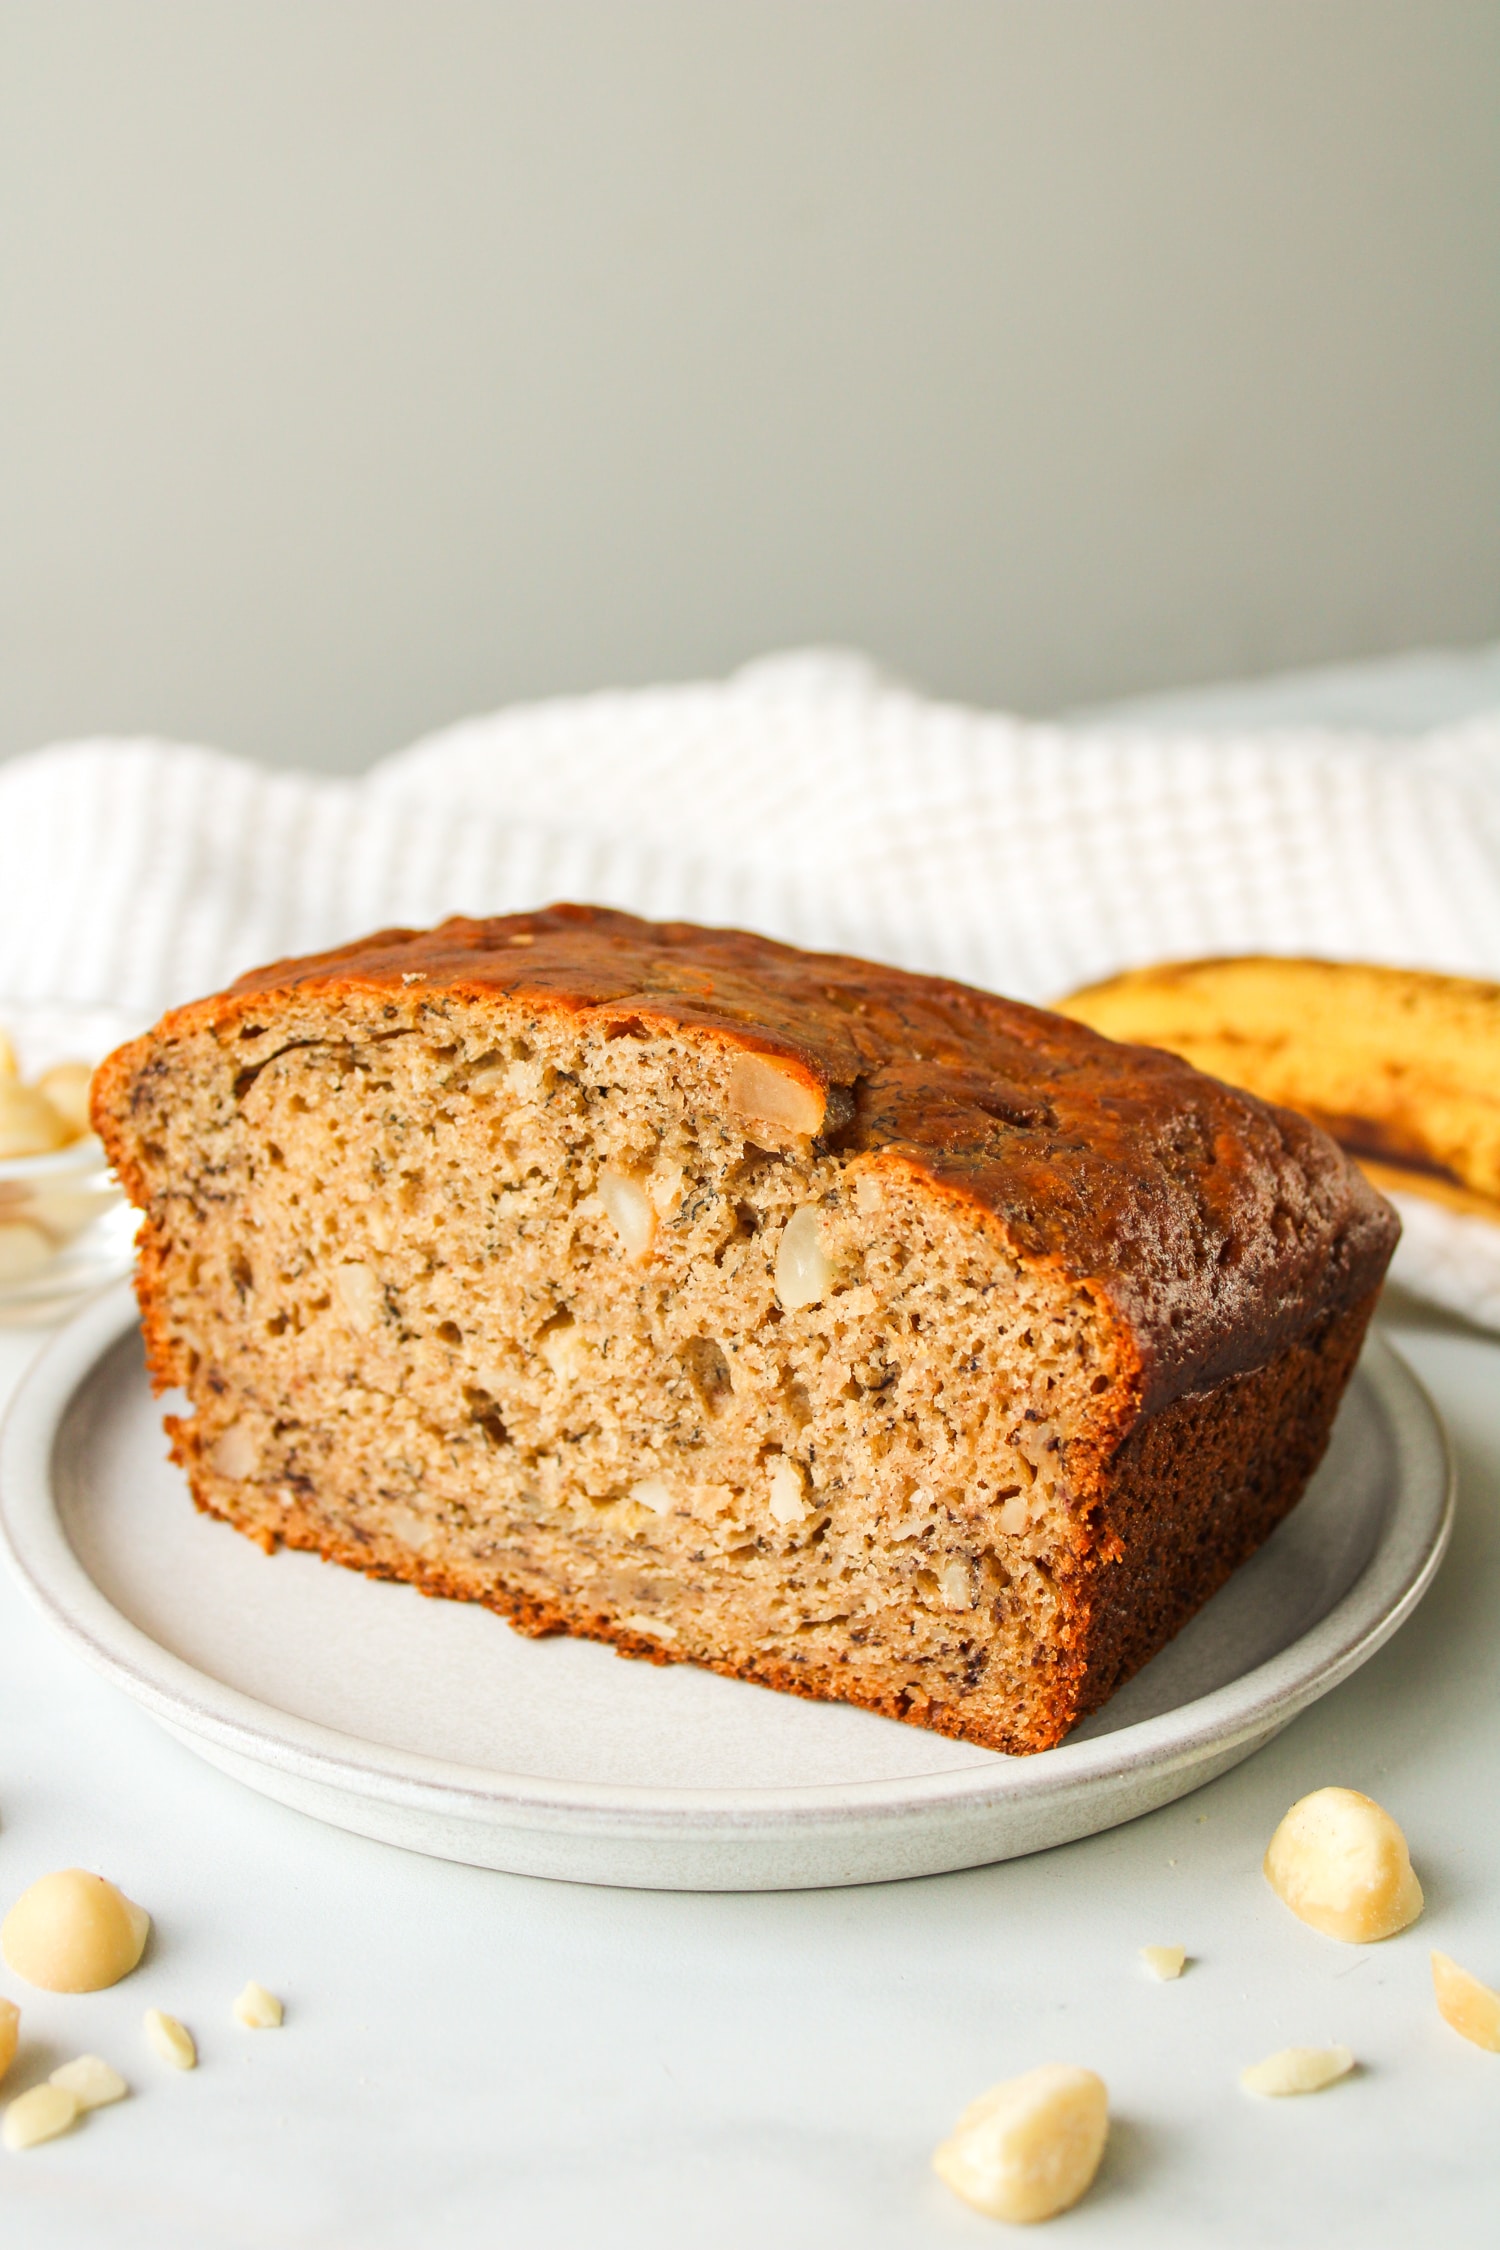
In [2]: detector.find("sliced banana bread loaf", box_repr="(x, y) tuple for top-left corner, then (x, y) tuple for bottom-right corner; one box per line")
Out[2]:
(93, 906), (1397, 1754)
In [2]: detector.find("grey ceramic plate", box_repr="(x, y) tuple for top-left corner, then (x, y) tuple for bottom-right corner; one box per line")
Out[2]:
(0, 1283), (1453, 1890)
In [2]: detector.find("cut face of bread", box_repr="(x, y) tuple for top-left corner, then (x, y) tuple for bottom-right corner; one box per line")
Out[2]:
(94, 909), (1397, 1755)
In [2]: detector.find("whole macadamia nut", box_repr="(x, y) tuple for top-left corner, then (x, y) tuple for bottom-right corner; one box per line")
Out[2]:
(0, 1081), (69, 1160)
(35, 1061), (95, 1141)
(1263, 1787), (1422, 1943)
(933, 2064), (1109, 2224)
(1, 1871), (150, 1992)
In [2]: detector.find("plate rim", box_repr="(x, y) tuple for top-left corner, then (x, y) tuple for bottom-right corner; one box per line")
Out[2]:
(0, 1281), (1455, 1840)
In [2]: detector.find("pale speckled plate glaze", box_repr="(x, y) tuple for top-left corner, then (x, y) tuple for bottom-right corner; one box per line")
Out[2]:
(0, 1283), (1453, 1890)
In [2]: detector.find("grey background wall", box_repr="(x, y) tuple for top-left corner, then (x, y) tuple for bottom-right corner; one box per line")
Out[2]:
(2, 0), (1497, 773)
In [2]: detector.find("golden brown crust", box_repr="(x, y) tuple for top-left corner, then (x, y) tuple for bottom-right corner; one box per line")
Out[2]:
(1065, 1288), (1379, 1726)
(98, 904), (1397, 1420)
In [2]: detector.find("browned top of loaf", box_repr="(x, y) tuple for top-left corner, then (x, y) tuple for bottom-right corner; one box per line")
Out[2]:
(182, 904), (1396, 1414)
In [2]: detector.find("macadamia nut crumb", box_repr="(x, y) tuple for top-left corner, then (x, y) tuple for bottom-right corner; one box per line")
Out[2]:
(1431, 1951), (1500, 2051)
(3, 2082), (79, 2150)
(50, 2055), (127, 2110)
(144, 2010), (197, 2070)
(233, 1981), (283, 2029)
(1139, 1946), (1187, 1980)
(1240, 2045), (1354, 2097)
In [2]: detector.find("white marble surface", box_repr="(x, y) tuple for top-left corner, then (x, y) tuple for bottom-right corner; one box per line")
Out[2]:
(0, 1291), (1497, 2250)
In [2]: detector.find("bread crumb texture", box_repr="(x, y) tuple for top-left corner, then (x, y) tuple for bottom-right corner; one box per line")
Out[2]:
(94, 908), (1394, 1754)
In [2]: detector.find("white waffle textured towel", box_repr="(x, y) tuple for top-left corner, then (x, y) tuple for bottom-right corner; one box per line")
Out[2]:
(2, 650), (1498, 1327)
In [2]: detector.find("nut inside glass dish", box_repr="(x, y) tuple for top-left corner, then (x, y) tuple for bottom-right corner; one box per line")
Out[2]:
(0, 1004), (145, 1326)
